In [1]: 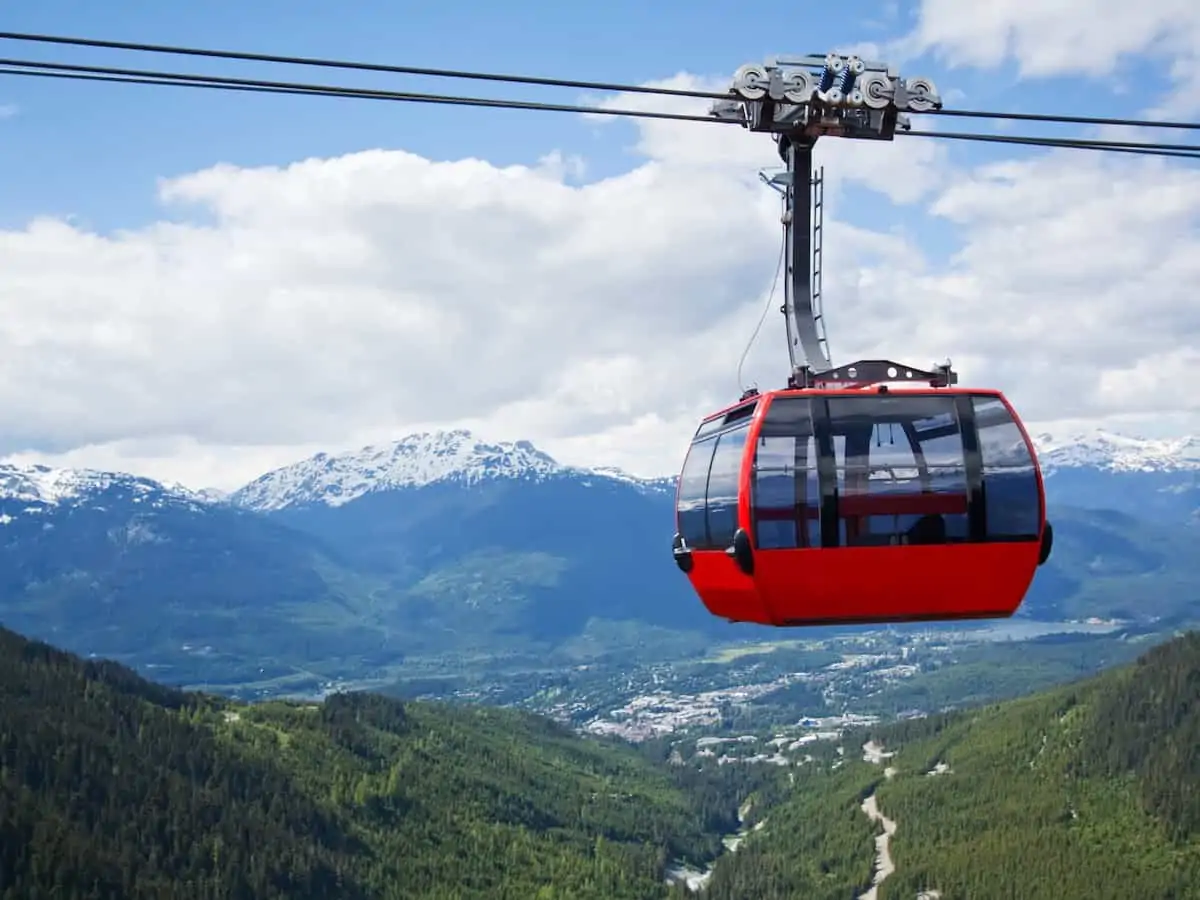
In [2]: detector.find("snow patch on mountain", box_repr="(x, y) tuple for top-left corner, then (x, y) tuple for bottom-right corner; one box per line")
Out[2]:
(231, 429), (671, 512)
(590, 466), (677, 492)
(8, 426), (1198, 518)
(192, 487), (230, 503)
(1033, 429), (1200, 474)
(228, 425), (1200, 511)
(0, 463), (207, 509)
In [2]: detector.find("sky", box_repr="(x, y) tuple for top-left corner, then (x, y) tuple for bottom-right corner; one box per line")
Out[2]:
(2, 0), (1200, 491)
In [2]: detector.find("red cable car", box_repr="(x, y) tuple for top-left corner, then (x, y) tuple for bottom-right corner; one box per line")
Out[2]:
(671, 81), (1053, 626)
(671, 360), (1053, 627)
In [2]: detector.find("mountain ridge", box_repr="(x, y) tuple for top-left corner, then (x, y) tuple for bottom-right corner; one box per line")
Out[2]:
(5, 426), (1199, 511)
(1034, 428), (1200, 474)
(1, 424), (1197, 688)
(0, 461), (211, 510)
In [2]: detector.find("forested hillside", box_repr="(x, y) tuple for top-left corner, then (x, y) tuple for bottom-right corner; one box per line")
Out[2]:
(0, 624), (760, 900)
(4, 621), (1199, 899)
(702, 631), (1200, 899)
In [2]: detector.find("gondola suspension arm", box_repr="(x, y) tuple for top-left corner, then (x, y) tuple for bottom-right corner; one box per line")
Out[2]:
(711, 53), (958, 391)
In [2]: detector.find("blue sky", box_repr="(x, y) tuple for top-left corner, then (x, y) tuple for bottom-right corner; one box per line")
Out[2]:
(2, 0), (1198, 487)
(0, 0), (1184, 234)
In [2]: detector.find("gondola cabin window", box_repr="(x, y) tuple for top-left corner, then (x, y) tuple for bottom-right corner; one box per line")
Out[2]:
(826, 395), (969, 547)
(706, 425), (749, 548)
(676, 437), (713, 549)
(752, 398), (819, 549)
(676, 401), (756, 550)
(973, 395), (1041, 540)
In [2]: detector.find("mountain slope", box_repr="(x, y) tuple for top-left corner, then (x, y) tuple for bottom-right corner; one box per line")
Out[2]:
(0, 462), (384, 684)
(699, 631), (1200, 900)
(1036, 429), (1200, 525)
(231, 431), (716, 647)
(0, 623), (728, 899)
(233, 428), (1200, 635)
(1022, 505), (1200, 623)
(3, 426), (1199, 694)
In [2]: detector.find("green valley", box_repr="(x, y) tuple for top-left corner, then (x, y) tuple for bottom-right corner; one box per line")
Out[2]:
(0, 624), (760, 900)
(687, 631), (1200, 899)
(3, 621), (1198, 898)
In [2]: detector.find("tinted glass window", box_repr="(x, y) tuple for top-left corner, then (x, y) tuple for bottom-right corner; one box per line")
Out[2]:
(677, 437), (716, 548)
(760, 395), (812, 437)
(826, 395), (968, 546)
(913, 427), (969, 540)
(752, 434), (820, 549)
(706, 425), (750, 548)
(694, 400), (758, 441)
(973, 395), (1040, 539)
(755, 397), (819, 550)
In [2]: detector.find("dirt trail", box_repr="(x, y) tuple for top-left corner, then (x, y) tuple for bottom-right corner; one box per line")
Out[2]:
(858, 741), (946, 900)
(857, 741), (899, 900)
(857, 792), (898, 900)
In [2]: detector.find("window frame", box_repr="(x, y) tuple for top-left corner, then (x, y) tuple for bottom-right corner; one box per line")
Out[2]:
(680, 390), (1041, 552)
(747, 391), (1042, 550)
(676, 435), (717, 549)
(971, 394), (1043, 542)
(705, 425), (750, 549)
(676, 407), (756, 551)
(822, 393), (975, 547)
(752, 396), (820, 550)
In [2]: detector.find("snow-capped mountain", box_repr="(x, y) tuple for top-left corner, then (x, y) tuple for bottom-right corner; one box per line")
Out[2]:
(230, 429), (672, 512)
(1023, 429), (1200, 527)
(0, 462), (209, 512)
(6, 427), (1199, 519)
(1033, 429), (1200, 474)
(588, 466), (678, 493)
(233, 432), (709, 645)
(0, 458), (369, 682)
(0, 424), (1198, 689)
(226, 426), (1200, 515)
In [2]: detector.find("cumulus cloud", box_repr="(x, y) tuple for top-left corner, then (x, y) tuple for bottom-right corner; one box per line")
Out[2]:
(899, 0), (1200, 116)
(2, 67), (1199, 490)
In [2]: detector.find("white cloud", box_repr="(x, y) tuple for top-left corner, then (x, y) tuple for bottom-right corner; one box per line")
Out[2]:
(898, 0), (1200, 116)
(0, 104), (17, 120)
(2, 71), (1199, 490)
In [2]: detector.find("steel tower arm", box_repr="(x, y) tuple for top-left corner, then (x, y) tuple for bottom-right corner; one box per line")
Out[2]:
(711, 53), (946, 387)
(780, 137), (828, 372)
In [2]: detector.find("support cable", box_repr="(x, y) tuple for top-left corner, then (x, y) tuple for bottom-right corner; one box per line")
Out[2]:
(2, 60), (1197, 159)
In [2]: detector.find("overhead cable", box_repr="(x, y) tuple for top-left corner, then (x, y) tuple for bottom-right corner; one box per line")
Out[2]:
(1, 59), (1197, 160)
(0, 30), (734, 101)
(900, 128), (1200, 159)
(922, 107), (1200, 133)
(3, 30), (1200, 137)
(0, 58), (731, 125)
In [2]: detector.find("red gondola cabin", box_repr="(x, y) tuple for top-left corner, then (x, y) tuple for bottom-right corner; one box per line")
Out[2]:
(671, 385), (1053, 626)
